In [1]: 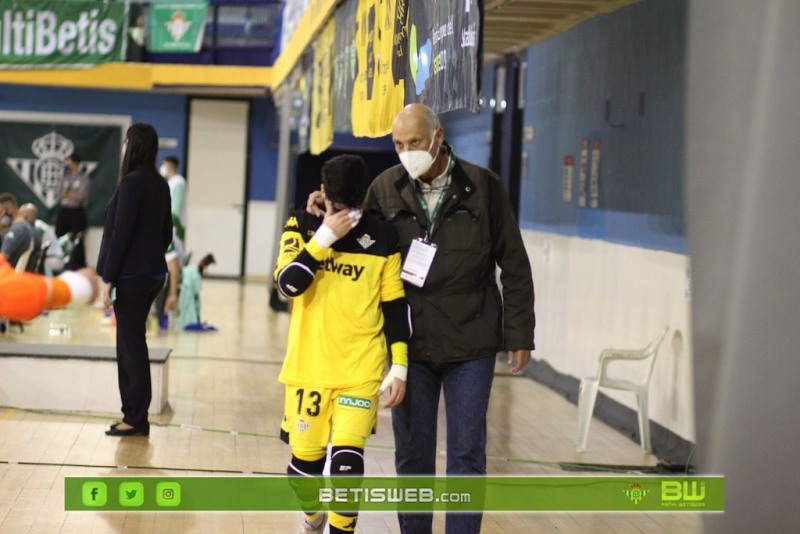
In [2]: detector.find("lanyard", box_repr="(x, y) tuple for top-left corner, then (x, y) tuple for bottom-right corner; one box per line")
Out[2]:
(414, 156), (456, 240)
(414, 186), (447, 240)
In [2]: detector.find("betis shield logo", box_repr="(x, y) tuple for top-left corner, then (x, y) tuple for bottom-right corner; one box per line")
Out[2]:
(5, 130), (97, 209)
(624, 482), (649, 504)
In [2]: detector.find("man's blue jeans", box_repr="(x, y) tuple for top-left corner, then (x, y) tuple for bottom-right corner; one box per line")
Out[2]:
(392, 355), (496, 534)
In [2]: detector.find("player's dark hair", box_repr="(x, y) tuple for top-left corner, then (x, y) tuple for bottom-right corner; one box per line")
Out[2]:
(164, 156), (179, 167)
(67, 154), (82, 164)
(321, 154), (369, 208)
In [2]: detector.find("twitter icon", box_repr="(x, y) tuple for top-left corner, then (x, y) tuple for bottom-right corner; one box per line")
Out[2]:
(119, 482), (144, 507)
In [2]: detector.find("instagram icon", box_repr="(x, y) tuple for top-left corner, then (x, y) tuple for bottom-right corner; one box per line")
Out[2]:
(156, 482), (181, 507)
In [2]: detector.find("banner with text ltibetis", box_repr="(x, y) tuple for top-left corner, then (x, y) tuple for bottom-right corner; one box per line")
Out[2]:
(0, 0), (128, 68)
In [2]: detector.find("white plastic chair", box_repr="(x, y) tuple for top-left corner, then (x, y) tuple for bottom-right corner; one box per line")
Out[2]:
(575, 326), (669, 452)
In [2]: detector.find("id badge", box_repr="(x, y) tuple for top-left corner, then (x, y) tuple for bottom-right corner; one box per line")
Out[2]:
(400, 238), (437, 287)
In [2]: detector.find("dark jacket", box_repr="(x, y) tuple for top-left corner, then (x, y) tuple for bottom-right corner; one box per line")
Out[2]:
(96, 165), (172, 282)
(364, 150), (535, 363)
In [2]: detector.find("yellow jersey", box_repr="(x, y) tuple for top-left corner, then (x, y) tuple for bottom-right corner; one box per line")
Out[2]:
(275, 210), (409, 389)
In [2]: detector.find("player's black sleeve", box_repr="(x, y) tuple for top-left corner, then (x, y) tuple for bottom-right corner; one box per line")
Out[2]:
(276, 250), (321, 298)
(382, 297), (412, 346)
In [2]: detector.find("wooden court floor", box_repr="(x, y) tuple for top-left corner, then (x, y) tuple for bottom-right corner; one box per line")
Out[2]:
(0, 280), (702, 533)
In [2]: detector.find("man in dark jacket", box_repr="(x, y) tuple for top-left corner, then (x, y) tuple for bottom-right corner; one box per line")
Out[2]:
(309, 103), (535, 534)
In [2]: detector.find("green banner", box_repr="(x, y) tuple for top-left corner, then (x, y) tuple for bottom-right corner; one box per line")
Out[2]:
(148, 1), (208, 53)
(65, 476), (725, 512)
(0, 119), (123, 226)
(0, 0), (127, 68)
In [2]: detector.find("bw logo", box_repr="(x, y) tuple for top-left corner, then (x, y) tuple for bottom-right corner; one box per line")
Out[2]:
(662, 480), (705, 501)
(5, 130), (97, 208)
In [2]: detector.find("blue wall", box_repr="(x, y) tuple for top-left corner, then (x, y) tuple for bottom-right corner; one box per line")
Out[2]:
(0, 84), (279, 202)
(442, 0), (687, 253)
(248, 97), (278, 201)
(521, 0), (686, 252)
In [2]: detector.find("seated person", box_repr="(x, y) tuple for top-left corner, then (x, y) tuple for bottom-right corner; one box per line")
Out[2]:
(19, 203), (65, 274)
(177, 253), (215, 330)
(1, 205), (40, 271)
(0, 192), (18, 235)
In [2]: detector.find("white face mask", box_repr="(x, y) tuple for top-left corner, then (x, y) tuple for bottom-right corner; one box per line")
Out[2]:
(159, 164), (169, 177)
(398, 132), (439, 179)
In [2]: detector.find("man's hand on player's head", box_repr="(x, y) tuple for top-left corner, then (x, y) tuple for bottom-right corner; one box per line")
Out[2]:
(306, 190), (325, 217)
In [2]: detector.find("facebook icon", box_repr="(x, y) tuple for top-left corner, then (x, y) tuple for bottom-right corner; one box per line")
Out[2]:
(82, 482), (107, 507)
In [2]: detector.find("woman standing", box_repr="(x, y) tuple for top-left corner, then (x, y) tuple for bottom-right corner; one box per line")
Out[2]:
(97, 123), (172, 437)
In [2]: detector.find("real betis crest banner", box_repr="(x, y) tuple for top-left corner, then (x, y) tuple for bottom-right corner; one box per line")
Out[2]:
(0, 118), (123, 227)
(0, 0), (128, 68)
(148, 1), (208, 53)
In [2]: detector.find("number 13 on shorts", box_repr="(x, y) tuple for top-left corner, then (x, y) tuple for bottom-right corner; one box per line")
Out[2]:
(282, 386), (331, 448)
(281, 383), (379, 449)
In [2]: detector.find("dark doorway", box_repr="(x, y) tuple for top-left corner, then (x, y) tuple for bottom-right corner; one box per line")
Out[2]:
(489, 55), (525, 216)
(292, 149), (399, 210)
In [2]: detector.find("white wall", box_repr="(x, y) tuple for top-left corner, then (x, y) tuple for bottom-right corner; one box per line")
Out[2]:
(84, 227), (102, 269)
(186, 99), (249, 277)
(244, 200), (277, 279)
(523, 229), (695, 442)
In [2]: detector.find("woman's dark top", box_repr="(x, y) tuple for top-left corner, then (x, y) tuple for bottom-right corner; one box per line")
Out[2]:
(97, 165), (173, 283)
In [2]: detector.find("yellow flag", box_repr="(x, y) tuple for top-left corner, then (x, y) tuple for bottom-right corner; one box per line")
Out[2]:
(352, 0), (406, 137)
(310, 17), (336, 155)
